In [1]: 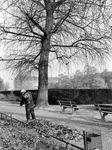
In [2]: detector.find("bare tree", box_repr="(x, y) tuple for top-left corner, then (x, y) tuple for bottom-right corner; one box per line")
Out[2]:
(0, 0), (112, 108)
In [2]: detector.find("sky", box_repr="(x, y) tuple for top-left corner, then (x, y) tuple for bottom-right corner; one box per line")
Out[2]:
(0, 0), (112, 89)
(0, 54), (112, 90)
(1, 46), (112, 90)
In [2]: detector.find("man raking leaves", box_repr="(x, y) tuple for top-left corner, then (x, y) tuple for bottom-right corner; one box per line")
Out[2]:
(20, 89), (36, 121)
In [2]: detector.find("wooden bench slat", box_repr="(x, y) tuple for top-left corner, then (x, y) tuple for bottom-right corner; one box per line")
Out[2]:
(62, 105), (81, 109)
(102, 111), (112, 114)
(94, 104), (112, 121)
(101, 109), (112, 111)
(57, 100), (81, 114)
(99, 105), (112, 108)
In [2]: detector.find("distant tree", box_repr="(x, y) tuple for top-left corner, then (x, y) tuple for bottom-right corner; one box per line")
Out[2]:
(101, 69), (112, 88)
(80, 65), (108, 88)
(71, 66), (108, 89)
(71, 70), (83, 88)
(0, 77), (9, 90)
(83, 65), (98, 88)
(80, 75), (107, 89)
(0, 78), (4, 90)
(0, 0), (112, 107)
(56, 74), (71, 89)
(84, 65), (97, 76)
(4, 82), (10, 90)
(92, 77), (108, 89)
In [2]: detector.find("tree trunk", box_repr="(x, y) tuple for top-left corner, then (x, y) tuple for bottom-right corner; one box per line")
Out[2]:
(36, 1), (53, 108)
(36, 35), (50, 108)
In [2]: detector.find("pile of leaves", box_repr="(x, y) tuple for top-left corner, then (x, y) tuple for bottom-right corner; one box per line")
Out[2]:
(0, 118), (83, 150)
(26, 119), (83, 141)
(0, 120), (39, 150)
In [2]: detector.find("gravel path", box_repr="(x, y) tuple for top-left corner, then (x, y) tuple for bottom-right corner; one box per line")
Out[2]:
(0, 101), (112, 150)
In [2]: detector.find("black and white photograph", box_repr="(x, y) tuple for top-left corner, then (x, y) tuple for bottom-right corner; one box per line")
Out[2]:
(0, 0), (112, 150)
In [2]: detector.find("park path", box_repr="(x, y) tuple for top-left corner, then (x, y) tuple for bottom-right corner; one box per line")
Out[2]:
(0, 100), (112, 150)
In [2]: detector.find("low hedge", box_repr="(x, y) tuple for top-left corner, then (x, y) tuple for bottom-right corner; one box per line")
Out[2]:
(0, 89), (111, 105)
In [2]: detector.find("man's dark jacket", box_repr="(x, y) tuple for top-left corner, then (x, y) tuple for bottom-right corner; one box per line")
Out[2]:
(20, 91), (35, 108)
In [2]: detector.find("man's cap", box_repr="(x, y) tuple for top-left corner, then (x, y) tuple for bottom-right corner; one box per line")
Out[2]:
(21, 89), (26, 93)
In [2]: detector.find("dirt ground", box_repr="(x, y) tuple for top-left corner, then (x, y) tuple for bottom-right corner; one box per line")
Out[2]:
(0, 101), (112, 150)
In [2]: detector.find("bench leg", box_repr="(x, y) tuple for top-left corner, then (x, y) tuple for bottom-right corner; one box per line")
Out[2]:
(102, 113), (108, 121)
(100, 111), (108, 121)
(62, 107), (66, 113)
(72, 108), (74, 114)
(99, 111), (104, 121)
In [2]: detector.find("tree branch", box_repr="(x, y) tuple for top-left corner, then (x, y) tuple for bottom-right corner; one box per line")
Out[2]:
(52, 35), (111, 48)
(26, 19), (43, 38)
(52, 9), (71, 33)
(0, 26), (41, 39)
(54, 0), (66, 8)
(31, 0), (45, 9)
(25, 13), (46, 34)
(0, 57), (24, 61)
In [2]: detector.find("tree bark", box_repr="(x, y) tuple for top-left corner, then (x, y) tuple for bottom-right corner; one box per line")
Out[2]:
(36, 34), (50, 108)
(36, 1), (53, 108)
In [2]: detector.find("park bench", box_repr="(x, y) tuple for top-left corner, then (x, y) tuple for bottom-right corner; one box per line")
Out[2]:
(94, 104), (112, 121)
(57, 100), (81, 114)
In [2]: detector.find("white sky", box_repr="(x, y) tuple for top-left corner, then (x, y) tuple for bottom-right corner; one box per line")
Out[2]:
(0, 1), (112, 90)
(0, 58), (112, 90)
(0, 47), (112, 90)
